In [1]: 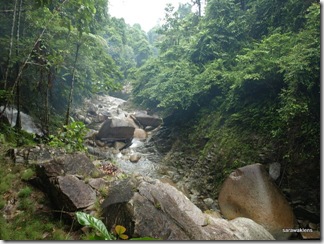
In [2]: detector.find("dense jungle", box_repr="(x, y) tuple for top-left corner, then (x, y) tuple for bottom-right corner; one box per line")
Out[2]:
(0, 0), (320, 240)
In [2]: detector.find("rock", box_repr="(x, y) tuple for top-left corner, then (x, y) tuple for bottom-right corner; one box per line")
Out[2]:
(269, 162), (281, 180)
(15, 156), (25, 163)
(229, 218), (275, 240)
(95, 140), (105, 147)
(34, 153), (101, 211)
(134, 128), (147, 140)
(36, 152), (101, 178)
(77, 114), (85, 121)
(204, 209), (222, 219)
(159, 177), (190, 198)
(300, 231), (320, 240)
(294, 205), (320, 223)
(308, 222), (318, 230)
(96, 117), (135, 142)
(84, 117), (91, 125)
(144, 126), (155, 131)
(1, 106), (44, 136)
(54, 175), (96, 211)
(218, 163), (296, 240)
(203, 198), (214, 208)
(132, 111), (162, 128)
(297, 219), (309, 228)
(88, 178), (108, 191)
(101, 176), (274, 240)
(87, 104), (98, 116)
(129, 154), (141, 163)
(113, 141), (126, 150)
(97, 113), (108, 123)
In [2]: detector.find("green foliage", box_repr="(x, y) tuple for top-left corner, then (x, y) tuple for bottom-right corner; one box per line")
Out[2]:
(18, 186), (33, 198)
(0, 123), (37, 147)
(132, 59), (200, 116)
(0, 151), (73, 240)
(49, 119), (88, 152)
(131, 0), (319, 199)
(0, 172), (16, 193)
(76, 211), (160, 241)
(21, 168), (36, 181)
(0, 0), (123, 136)
(76, 211), (115, 240)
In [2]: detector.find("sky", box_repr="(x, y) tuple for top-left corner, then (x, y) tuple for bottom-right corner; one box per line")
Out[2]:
(108, 0), (191, 32)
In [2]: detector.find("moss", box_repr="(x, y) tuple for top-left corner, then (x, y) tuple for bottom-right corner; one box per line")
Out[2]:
(21, 168), (36, 181)
(18, 187), (33, 198)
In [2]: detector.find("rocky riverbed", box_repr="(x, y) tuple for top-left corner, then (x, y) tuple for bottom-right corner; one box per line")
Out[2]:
(3, 93), (320, 240)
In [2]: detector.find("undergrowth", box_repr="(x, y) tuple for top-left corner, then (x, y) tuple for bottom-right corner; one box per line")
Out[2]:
(0, 144), (76, 240)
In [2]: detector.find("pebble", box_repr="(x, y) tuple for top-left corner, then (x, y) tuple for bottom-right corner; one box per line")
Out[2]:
(203, 198), (214, 207)
(129, 154), (141, 163)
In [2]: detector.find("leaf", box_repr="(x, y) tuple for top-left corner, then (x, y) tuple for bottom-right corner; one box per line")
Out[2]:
(115, 225), (126, 235)
(119, 234), (129, 240)
(115, 225), (128, 240)
(75, 212), (115, 240)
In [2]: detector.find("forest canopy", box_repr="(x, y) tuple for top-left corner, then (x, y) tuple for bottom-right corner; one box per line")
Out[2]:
(131, 0), (320, 193)
(0, 0), (320, 192)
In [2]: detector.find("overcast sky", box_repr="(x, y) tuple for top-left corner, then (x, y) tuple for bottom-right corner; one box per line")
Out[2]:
(108, 0), (191, 32)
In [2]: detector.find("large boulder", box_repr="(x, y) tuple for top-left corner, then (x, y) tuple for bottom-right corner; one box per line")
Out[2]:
(132, 111), (162, 129)
(35, 152), (101, 178)
(218, 163), (296, 240)
(52, 175), (96, 211)
(101, 176), (274, 240)
(35, 153), (100, 211)
(133, 128), (147, 140)
(96, 117), (135, 142)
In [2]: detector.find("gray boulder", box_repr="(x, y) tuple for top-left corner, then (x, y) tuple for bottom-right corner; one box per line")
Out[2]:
(35, 152), (101, 178)
(53, 175), (96, 211)
(35, 153), (100, 211)
(101, 176), (274, 240)
(96, 117), (135, 142)
(132, 111), (162, 129)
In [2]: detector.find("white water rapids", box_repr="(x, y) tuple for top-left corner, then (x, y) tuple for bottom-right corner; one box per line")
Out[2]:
(80, 94), (165, 178)
(1, 106), (43, 136)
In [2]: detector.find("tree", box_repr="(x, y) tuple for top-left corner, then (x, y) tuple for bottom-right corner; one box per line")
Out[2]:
(0, 0), (121, 135)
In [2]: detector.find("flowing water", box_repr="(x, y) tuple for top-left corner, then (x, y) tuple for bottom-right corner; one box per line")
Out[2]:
(1, 96), (165, 179)
(1, 106), (43, 136)
(114, 138), (163, 178)
(83, 94), (165, 179)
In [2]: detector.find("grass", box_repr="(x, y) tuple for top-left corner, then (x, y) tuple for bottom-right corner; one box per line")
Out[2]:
(21, 168), (36, 181)
(0, 143), (79, 240)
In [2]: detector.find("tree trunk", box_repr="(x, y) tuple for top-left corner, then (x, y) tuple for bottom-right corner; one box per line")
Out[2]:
(44, 67), (53, 136)
(14, 0), (23, 132)
(0, 0), (18, 117)
(65, 42), (81, 126)
(4, 0), (18, 90)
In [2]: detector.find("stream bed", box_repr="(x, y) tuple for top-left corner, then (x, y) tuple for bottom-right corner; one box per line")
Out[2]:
(78, 94), (167, 179)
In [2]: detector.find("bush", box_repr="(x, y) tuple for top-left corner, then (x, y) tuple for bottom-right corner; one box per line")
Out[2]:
(49, 119), (88, 152)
